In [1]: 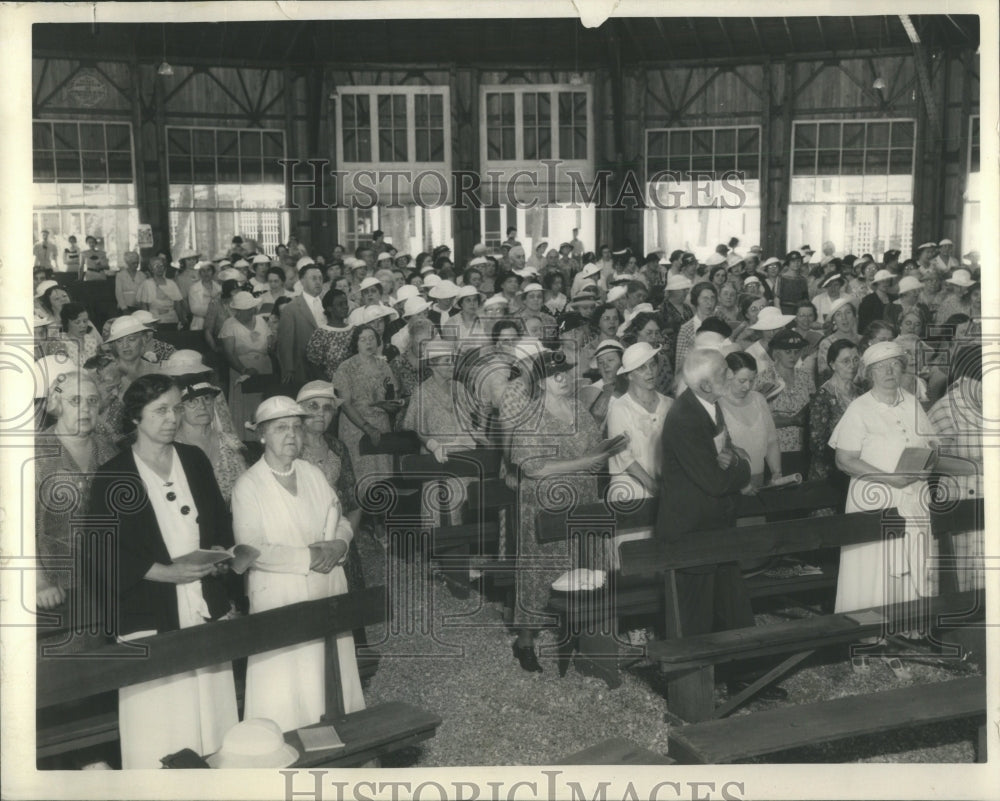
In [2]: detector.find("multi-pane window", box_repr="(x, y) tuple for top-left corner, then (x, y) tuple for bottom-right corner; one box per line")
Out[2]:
(166, 126), (289, 257)
(646, 126), (760, 179)
(32, 120), (138, 268)
(337, 88), (449, 166)
(482, 85), (591, 163)
(414, 94), (445, 162)
(342, 95), (372, 162)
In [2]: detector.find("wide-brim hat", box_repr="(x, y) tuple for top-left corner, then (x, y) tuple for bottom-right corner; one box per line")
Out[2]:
(896, 276), (922, 295)
(871, 269), (895, 284)
(359, 276), (381, 292)
(579, 262), (602, 279)
(518, 282), (544, 295)
(749, 307), (795, 331)
(250, 396), (310, 429)
(393, 285), (420, 304)
(860, 340), (906, 371)
(130, 310), (160, 326)
(455, 284), (482, 301)
(946, 269), (975, 288)
(828, 297), (854, 318)
(296, 257), (316, 271)
(179, 381), (221, 402)
(34, 280), (59, 298)
(421, 339), (456, 365)
(769, 328), (807, 351)
(617, 342), (661, 375)
(402, 297), (433, 318)
(916, 241), (937, 251)
(820, 273), (844, 289)
(160, 349), (212, 377)
(422, 273), (442, 288)
(703, 252), (727, 267)
(233, 259), (251, 270)
(207, 719), (299, 769)
(217, 268), (245, 283)
(664, 274), (693, 292)
(481, 293), (509, 310)
(467, 256), (488, 267)
(296, 380), (340, 406)
(592, 339), (625, 364)
(251, 254), (271, 265)
(106, 316), (151, 343)
(229, 291), (258, 311)
(760, 257), (781, 270)
(428, 280), (460, 299)
(743, 275), (762, 287)
(376, 251), (393, 262)
(606, 286), (627, 304)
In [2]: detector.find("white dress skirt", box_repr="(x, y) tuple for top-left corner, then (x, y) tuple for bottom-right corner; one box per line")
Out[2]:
(231, 459), (364, 733)
(119, 450), (238, 769)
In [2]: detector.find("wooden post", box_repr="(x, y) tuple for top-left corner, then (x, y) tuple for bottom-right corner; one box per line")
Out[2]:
(151, 65), (172, 256)
(661, 570), (715, 723)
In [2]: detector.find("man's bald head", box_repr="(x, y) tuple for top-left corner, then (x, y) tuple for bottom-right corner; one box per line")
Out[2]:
(683, 348), (730, 403)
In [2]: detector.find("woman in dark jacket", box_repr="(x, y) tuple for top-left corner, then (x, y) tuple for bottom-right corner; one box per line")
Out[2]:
(89, 373), (238, 768)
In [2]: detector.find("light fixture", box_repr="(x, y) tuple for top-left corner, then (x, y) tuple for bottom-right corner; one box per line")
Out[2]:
(872, 77), (886, 90)
(157, 61), (174, 77)
(569, 73), (585, 86)
(158, 24), (173, 77)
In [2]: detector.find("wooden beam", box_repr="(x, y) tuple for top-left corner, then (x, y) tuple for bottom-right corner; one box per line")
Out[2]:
(815, 17), (831, 52)
(782, 17), (795, 51)
(621, 19), (649, 63)
(748, 18), (765, 54)
(848, 17), (861, 50)
(653, 18), (673, 54)
(717, 18), (736, 59)
(686, 18), (707, 54)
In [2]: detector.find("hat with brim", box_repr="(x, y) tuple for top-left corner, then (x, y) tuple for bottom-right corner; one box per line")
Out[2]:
(419, 263), (437, 275)
(179, 381), (221, 402)
(897, 276), (922, 295)
(680, 252), (697, 266)
(195, 260), (215, 272)
(872, 269), (895, 284)
(249, 396), (310, 430)
(616, 303), (654, 337)
(743, 275), (762, 287)
(208, 719), (299, 769)
(513, 267), (538, 279)
(402, 297), (432, 318)
(421, 339), (456, 366)
(606, 286), (627, 304)
(296, 257), (316, 271)
(784, 251), (803, 262)
(703, 252), (726, 267)
(579, 262), (601, 279)
(217, 268), (245, 283)
(296, 380), (340, 406)
(34, 280), (59, 299)
(938, 239), (953, 246)
(828, 297), (854, 318)
(946, 269), (975, 288)
(359, 304), (399, 324)
(455, 285), (482, 301)
(726, 253), (745, 268)
(106, 316), (151, 343)
(749, 307), (795, 331)
(393, 285), (420, 304)
(468, 256), (488, 267)
(233, 259), (251, 270)
(860, 340), (906, 371)
(916, 242), (937, 251)
(359, 276), (381, 292)
(617, 342), (661, 375)
(130, 310), (160, 325)
(160, 349), (212, 377)
(428, 280), (460, 300)
(760, 257), (781, 269)
(251, 254), (271, 265)
(664, 274), (693, 292)
(481, 293), (508, 310)
(769, 329), (807, 351)
(376, 251), (393, 262)
(592, 339), (625, 366)
(518, 282), (543, 296)
(215, 259), (232, 269)
(229, 291), (258, 311)
(422, 273), (442, 288)
(820, 273), (844, 289)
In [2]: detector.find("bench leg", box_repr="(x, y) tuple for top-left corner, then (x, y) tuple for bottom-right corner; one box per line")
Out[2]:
(976, 723), (987, 763)
(712, 650), (814, 719)
(666, 667), (715, 723)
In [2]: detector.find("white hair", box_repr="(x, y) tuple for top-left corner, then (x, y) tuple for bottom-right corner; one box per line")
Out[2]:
(682, 348), (725, 390)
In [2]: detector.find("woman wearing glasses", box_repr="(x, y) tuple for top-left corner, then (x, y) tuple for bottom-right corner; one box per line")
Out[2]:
(89, 373), (238, 768)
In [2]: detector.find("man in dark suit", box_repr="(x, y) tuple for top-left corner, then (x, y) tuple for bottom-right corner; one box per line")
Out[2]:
(277, 262), (325, 387)
(657, 347), (786, 698)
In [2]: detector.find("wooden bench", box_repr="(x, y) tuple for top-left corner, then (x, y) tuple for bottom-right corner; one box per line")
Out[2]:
(668, 676), (986, 764)
(37, 586), (442, 767)
(554, 737), (674, 765)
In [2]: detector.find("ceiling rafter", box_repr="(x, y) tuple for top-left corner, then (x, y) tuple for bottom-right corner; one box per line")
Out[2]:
(815, 17), (831, 52)
(717, 18), (736, 58)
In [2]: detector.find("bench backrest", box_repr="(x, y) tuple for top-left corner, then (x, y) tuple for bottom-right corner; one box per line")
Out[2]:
(37, 585), (386, 718)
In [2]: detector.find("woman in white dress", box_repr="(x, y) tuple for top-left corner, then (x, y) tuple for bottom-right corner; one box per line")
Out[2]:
(720, 351), (781, 489)
(829, 341), (938, 615)
(88, 374), (238, 768)
(232, 396), (364, 732)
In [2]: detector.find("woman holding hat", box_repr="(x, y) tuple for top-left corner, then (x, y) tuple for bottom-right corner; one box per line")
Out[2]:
(305, 289), (353, 380)
(829, 340), (940, 620)
(807, 339), (860, 485)
(501, 349), (624, 674)
(934, 269), (978, 325)
(719, 352), (781, 491)
(35, 371), (118, 612)
(761, 328), (815, 476)
(173, 380), (248, 504)
(232, 396), (364, 732)
(136, 256), (186, 329)
(219, 291), (274, 438)
(89, 374), (239, 767)
(579, 339), (625, 425)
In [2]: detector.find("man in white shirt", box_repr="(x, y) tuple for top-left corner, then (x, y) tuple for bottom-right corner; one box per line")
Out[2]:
(277, 262), (325, 385)
(115, 251), (147, 312)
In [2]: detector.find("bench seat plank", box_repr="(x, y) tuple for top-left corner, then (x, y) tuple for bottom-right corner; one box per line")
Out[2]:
(669, 676), (986, 764)
(289, 702), (442, 767)
(554, 737), (673, 765)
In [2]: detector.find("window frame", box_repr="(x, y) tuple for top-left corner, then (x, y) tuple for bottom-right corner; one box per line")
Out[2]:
(33, 119), (137, 187)
(164, 125), (287, 186)
(479, 83), (594, 169)
(335, 86), (452, 169)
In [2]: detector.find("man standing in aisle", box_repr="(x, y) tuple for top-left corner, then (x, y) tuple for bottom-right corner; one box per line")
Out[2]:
(277, 261), (325, 387)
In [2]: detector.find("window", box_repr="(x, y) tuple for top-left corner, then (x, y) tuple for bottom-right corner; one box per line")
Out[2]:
(337, 87), (450, 167)
(963, 115), (980, 252)
(32, 120), (139, 269)
(643, 126), (761, 260)
(788, 119), (916, 257)
(167, 126), (289, 257)
(337, 205), (451, 257)
(481, 85), (592, 164)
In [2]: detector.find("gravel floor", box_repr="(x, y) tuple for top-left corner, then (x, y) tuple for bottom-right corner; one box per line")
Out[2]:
(355, 532), (983, 766)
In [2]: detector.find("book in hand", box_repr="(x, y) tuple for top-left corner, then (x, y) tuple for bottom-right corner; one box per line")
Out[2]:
(172, 544), (260, 575)
(598, 432), (629, 453)
(844, 609), (886, 626)
(893, 446), (938, 473)
(297, 724), (344, 752)
(758, 473), (803, 490)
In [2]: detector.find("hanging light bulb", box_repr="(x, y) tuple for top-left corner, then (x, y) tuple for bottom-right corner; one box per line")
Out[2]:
(157, 61), (174, 77)
(872, 77), (886, 90)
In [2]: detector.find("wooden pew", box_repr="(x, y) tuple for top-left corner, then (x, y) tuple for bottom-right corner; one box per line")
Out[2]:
(554, 738), (674, 765)
(37, 586), (442, 767)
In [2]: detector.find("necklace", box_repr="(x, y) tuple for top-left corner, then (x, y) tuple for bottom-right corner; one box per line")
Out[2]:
(268, 460), (295, 477)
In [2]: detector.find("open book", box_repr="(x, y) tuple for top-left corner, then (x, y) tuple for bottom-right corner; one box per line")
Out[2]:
(297, 724), (345, 752)
(172, 544), (260, 575)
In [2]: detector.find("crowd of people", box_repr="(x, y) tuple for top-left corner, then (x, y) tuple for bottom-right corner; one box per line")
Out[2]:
(31, 228), (985, 767)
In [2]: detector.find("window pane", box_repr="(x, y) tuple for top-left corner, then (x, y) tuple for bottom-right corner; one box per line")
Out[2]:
(502, 129), (515, 160)
(794, 123), (817, 149)
(263, 132), (284, 158)
(738, 128), (759, 155)
(53, 123), (79, 152)
(168, 128), (191, 156)
(891, 120), (914, 147)
(107, 152), (133, 182)
(670, 131), (691, 156)
(429, 130), (444, 161)
(55, 153), (81, 182)
(487, 128), (502, 160)
(792, 150), (815, 174)
(818, 123), (840, 149)
(736, 153), (759, 179)
(842, 123), (865, 149)
(691, 154), (713, 173)
(715, 129), (735, 154)
(394, 130), (407, 161)
(817, 149), (839, 174)
(864, 149), (888, 174)
(34, 152), (55, 181)
(216, 130), (238, 157)
(692, 130), (712, 156)
(501, 93), (514, 122)
(414, 95), (428, 128)
(648, 131), (667, 156)
(79, 123), (105, 152)
(524, 128), (537, 160)
(33, 122), (53, 150)
(240, 131), (262, 160)
(842, 149), (864, 175)
(538, 126), (551, 159)
(169, 154), (192, 184)
(866, 122), (890, 148)
(193, 155), (215, 183)
(217, 157), (239, 183)
(240, 155), (262, 184)
(715, 152), (736, 173)
(416, 130), (428, 162)
(889, 148), (912, 175)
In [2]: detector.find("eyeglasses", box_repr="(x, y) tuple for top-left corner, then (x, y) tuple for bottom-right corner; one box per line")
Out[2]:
(302, 400), (336, 413)
(182, 394), (214, 407)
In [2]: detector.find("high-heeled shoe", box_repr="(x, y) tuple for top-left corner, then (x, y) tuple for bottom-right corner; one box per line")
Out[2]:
(512, 641), (543, 673)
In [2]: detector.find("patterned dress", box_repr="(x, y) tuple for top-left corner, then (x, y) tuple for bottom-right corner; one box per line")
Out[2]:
(501, 383), (602, 627)
(658, 301), (692, 370)
(807, 379), (859, 481)
(390, 352), (425, 426)
(174, 429), (248, 505)
(306, 325), (354, 380)
(762, 365), (815, 453)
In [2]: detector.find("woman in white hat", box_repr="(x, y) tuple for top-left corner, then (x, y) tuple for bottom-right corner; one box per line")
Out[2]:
(579, 339), (625, 424)
(744, 305), (795, 379)
(35, 282), (72, 331)
(136, 255), (186, 329)
(105, 316), (159, 391)
(203, 271), (245, 352)
(232, 396), (364, 732)
(173, 379), (247, 504)
(89, 374), (239, 767)
(934, 268), (978, 325)
(35, 370), (118, 611)
(187, 261), (221, 331)
(444, 284), (486, 342)
(828, 341), (940, 640)
(304, 288), (353, 381)
(219, 291), (274, 438)
(621, 311), (673, 396)
(857, 268), (895, 333)
(816, 297), (860, 382)
(658, 273), (694, 361)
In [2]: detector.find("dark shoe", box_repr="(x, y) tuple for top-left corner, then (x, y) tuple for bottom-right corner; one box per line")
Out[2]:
(573, 654), (622, 689)
(727, 680), (788, 702)
(513, 642), (543, 673)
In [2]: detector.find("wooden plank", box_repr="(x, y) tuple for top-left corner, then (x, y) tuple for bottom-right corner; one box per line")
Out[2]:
(288, 702), (442, 768)
(433, 520), (500, 549)
(38, 587), (386, 709)
(555, 737), (673, 765)
(669, 677), (985, 764)
(399, 448), (503, 478)
(37, 711), (119, 759)
(646, 591), (981, 671)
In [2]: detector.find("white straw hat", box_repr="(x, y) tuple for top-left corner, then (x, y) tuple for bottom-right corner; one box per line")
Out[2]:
(749, 306), (795, 331)
(250, 396), (310, 429)
(617, 342), (661, 375)
(207, 719), (299, 769)
(664, 274), (693, 292)
(105, 316), (150, 343)
(229, 291), (258, 311)
(946, 269), (975, 288)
